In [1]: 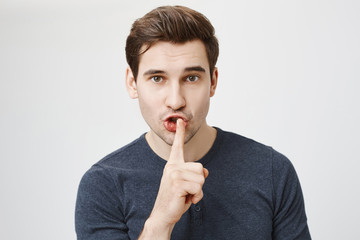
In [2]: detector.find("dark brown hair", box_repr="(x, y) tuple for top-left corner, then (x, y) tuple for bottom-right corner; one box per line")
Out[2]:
(125, 5), (219, 80)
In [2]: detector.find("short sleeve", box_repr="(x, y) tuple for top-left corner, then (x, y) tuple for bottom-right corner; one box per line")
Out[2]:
(271, 150), (311, 240)
(75, 165), (129, 240)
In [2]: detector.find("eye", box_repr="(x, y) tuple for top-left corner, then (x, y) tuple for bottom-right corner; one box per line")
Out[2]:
(186, 75), (199, 82)
(151, 76), (163, 83)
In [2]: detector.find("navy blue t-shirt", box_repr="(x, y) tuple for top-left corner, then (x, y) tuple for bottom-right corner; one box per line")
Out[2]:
(75, 128), (311, 239)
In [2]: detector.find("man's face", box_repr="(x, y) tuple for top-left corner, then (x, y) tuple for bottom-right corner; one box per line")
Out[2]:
(126, 40), (217, 145)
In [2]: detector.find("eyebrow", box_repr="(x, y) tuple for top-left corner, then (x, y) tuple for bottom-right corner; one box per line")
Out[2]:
(143, 70), (166, 76)
(184, 66), (206, 73)
(143, 66), (206, 77)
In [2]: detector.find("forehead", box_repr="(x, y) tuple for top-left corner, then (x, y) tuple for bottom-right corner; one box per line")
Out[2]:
(138, 40), (209, 74)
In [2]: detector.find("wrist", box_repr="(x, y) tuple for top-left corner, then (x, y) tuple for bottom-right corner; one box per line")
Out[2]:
(138, 217), (175, 240)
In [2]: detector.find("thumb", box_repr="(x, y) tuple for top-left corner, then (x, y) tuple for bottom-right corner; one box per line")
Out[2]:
(168, 119), (185, 163)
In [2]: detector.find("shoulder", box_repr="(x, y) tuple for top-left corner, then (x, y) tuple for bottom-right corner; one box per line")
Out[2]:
(216, 128), (284, 160)
(76, 136), (146, 198)
(217, 128), (270, 151)
(214, 128), (294, 172)
(78, 134), (149, 188)
(95, 134), (149, 168)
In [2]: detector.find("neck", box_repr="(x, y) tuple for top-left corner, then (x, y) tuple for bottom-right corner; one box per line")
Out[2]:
(146, 122), (217, 162)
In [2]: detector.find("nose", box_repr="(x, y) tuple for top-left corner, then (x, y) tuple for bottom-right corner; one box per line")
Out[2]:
(165, 81), (185, 111)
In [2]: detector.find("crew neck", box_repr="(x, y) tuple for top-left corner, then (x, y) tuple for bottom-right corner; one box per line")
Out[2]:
(140, 127), (224, 167)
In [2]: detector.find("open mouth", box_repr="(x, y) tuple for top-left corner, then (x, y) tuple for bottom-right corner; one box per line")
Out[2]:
(168, 117), (181, 123)
(163, 116), (188, 132)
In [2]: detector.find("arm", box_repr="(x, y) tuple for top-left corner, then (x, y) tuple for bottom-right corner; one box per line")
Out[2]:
(138, 119), (208, 239)
(75, 120), (207, 239)
(271, 150), (311, 239)
(75, 166), (129, 240)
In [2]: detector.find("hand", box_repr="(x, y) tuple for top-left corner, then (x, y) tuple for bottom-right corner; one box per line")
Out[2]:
(147, 119), (209, 228)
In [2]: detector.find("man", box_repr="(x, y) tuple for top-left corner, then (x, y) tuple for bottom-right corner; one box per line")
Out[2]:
(75, 5), (311, 240)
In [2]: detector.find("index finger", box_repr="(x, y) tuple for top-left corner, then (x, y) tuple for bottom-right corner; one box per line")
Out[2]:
(168, 119), (185, 163)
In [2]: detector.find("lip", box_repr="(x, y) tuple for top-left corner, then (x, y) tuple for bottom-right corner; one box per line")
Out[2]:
(163, 114), (189, 132)
(164, 114), (188, 124)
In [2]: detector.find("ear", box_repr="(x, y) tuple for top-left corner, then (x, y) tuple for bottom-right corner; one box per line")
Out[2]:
(125, 66), (138, 99)
(210, 67), (218, 97)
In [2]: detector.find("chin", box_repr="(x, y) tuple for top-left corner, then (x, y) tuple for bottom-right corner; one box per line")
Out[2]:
(152, 123), (200, 146)
(154, 129), (175, 146)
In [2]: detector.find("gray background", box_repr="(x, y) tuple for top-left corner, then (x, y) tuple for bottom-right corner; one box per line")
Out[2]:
(1, 0), (359, 239)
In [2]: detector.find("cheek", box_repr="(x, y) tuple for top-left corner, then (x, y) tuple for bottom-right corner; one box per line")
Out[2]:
(137, 88), (164, 121)
(189, 89), (211, 116)
(137, 92), (156, 120)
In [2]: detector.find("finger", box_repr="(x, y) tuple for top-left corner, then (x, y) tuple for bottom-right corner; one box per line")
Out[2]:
(203, 168), (209, 179)
(170, 170), (205, 185)
(178, 182), (203, 204)
(169, 119), (185, 163)
(181, 163), (205, 175)
(191, 190), (204, 204)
